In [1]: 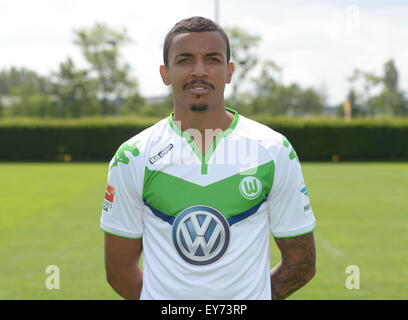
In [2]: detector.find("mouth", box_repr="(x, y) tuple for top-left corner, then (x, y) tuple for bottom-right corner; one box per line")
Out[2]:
(183, 80), (214, 95)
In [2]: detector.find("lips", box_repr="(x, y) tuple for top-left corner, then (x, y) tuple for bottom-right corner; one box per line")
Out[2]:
(188, 87), (210, 95)
(183, 80), (214, 95)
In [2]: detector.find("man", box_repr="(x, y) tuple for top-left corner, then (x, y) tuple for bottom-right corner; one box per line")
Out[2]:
(101, 16), (316, 300)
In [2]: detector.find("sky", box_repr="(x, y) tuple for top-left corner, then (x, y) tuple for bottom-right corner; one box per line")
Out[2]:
(1, 0), (407, 105)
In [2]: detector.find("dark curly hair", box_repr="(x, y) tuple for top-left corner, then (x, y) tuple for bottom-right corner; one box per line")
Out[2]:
(163, 16), (230, 66)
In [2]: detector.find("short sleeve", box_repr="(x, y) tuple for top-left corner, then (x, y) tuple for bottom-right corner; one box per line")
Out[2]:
(100, 155), (144, 239)
(267, 136), (315, 238)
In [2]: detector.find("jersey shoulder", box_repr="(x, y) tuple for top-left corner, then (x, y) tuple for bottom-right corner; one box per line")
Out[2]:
(235, 114), (287, 155)
(109, 117), (169, 170)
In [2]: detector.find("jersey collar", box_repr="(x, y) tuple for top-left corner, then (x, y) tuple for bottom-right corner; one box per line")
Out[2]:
(167, 107), (240, 175)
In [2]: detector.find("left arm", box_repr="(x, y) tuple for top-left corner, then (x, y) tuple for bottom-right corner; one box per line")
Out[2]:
(270, 231), (316, 300)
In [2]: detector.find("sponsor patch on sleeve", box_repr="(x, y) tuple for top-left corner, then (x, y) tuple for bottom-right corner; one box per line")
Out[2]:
(299, 183), (313, 216)
(103, 184), (115, 215)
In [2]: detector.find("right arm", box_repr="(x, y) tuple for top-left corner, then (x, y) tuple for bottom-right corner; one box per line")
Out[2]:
(104, 233), (143, 300)
(101, 138), (146, 299)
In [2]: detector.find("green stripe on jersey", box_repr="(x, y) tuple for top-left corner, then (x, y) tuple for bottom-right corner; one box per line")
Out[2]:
(143, 160), (275, 219)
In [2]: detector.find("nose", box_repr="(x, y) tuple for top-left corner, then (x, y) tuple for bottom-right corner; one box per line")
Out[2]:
(191, 59), (208, 78)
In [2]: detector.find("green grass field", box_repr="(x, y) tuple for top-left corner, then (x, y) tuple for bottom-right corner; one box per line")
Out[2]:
(0, 162), (407, 299)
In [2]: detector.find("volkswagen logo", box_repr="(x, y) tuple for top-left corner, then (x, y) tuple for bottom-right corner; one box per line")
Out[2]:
(172, 205), (230, 266)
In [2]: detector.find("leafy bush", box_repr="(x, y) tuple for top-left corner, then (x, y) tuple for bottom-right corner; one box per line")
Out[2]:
(1, 116), (407, 161)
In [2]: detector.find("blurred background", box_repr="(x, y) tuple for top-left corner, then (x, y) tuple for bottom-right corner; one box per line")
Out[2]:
(1, 0), (408, 119)
(0, 0), (407, 300)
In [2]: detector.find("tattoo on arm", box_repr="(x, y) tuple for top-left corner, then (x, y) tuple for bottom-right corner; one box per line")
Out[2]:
(270, 232), (316, 300)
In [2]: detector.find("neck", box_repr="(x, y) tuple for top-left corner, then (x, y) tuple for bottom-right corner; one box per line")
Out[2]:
(173, 103), (233, 134)
(172, 102), (234, 156)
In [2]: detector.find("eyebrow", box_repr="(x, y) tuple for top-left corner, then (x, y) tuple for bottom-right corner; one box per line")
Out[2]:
(174, 52), (224, 60)
(206, 52), (224, 58)
(175, 53), (193, 59)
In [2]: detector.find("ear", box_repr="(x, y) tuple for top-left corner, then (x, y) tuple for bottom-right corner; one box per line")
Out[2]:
(226, 62), (234, 84)
(160, 65), (171, 86)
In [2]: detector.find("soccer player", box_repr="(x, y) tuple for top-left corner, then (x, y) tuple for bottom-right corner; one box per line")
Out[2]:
(101, 16), (316, 300)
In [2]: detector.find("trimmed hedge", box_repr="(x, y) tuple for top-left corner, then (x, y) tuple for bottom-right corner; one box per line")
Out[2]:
(0, 117), (156, 162)
(0, 116), (408, 162)
(251, 116), (408, 161)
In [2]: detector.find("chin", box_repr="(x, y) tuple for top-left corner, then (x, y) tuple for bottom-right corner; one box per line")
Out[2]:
(189, 104), (208, 111)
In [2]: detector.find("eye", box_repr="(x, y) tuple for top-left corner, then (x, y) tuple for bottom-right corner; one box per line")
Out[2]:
(209, 57), (221, 63)
(177, 58), (191, 64)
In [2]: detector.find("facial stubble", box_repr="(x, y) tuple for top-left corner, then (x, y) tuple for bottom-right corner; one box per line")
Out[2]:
(189, 94), (208, 111)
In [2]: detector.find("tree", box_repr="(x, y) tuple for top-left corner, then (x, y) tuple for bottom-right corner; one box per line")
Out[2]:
(337, 88), (365, 117)
(73, 22), (140, 115)
(8, 86), (56, 117)
(51, 58), (100, 117)
(225, 26), (261, 104)
(296, 87), (326, 115)
(252, 60), (282, 96)
(250, 60), (325, 116)
(347, 68), (383, 115)
(381, 59), (407, 115)
(120, 92), (145, 116)
(0, 67), (50, 96)
(347, 60), (408, 116)
(0, 67), (56, 117)
(384, 59), (399, 92)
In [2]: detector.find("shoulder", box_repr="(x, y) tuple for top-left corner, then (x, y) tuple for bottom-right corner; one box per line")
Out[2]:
(234, 114), (301, 169)
(234, 114), (287, 157)
(109, 117), (169, 170)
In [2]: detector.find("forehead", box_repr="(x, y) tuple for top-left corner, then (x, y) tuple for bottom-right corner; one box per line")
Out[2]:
(169, 31), (227, 60)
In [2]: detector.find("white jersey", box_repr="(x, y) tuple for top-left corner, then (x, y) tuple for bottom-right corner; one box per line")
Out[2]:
(100, 108), (315, 300)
